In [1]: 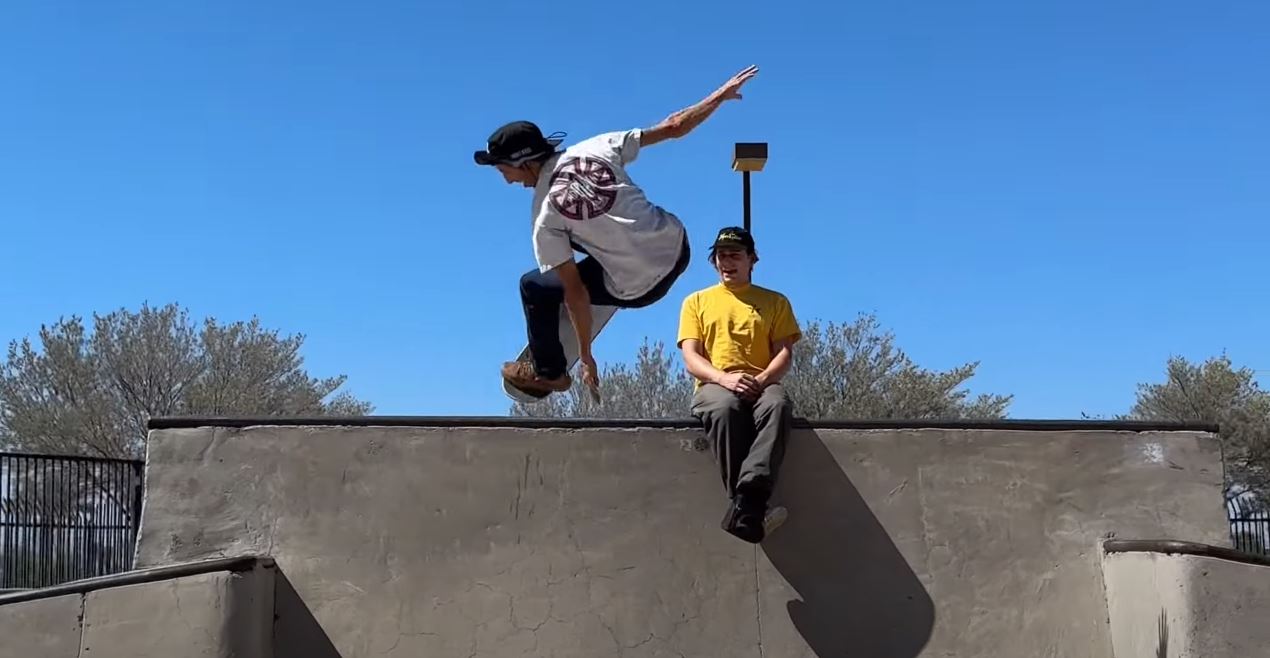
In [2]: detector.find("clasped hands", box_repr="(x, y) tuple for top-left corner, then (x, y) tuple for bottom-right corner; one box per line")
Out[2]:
(716, 371), (770, 402)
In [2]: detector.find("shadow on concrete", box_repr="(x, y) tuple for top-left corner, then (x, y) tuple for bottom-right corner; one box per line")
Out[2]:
(763, 430), (935, 657)
(274, 570), (343, 658)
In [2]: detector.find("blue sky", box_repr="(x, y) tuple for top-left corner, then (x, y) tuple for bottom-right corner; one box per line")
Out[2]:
(2, 1), (1266, 419)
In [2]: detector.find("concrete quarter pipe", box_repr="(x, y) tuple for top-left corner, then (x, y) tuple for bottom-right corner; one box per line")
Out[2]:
(129, 417), (1227, 657)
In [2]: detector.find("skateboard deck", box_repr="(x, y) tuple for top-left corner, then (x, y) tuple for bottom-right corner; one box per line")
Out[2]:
(503, 303), (620, 403)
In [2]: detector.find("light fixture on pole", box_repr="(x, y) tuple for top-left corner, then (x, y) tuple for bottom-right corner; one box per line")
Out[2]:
(732, 142), (768, 234)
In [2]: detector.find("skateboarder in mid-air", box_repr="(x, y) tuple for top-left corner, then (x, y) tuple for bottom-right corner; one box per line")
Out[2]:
(474, 65), (760, 399)
(678, 227), (801, 543)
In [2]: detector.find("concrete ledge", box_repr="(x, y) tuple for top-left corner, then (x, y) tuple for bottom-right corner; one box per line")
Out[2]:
(82, 567), (275, 658)
(148, 415), (1221, 432)
(0, 556), (277, 658)
(1102, 539), (1270, 658)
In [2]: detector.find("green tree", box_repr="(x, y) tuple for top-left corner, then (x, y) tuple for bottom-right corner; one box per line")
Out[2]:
(513, 313), (1012, 420)
(0, 302), (372, 459)
(1127, 354), (1270, 500)
(784, 315), (1011, 420)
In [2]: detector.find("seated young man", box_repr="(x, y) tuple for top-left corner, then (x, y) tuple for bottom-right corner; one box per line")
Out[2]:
(676, 227), (800, 543)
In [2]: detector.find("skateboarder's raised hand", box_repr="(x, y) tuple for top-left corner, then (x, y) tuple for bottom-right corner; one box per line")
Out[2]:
(640, 65), (760, 147)
(717, 65), (759, 101)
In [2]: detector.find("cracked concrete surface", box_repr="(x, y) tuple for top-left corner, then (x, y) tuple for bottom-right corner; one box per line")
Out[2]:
(133, 424), (1227, 657)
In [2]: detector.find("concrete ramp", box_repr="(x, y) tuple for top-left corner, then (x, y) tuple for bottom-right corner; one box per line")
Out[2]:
(134, 418), (1227, 657)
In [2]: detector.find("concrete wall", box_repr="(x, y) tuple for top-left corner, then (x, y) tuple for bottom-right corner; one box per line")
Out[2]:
(1103, 546), (1270, 658)
(0, 593), (83, 658)
(0, 561), (275, 658)
(135, 423), (1228, 657)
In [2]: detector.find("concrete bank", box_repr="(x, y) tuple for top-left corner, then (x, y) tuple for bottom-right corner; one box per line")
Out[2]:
(135, 418), (1228, 657)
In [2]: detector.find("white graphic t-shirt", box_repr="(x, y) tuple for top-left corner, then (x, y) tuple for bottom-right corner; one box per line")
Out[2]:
(530, 129), (686, 300)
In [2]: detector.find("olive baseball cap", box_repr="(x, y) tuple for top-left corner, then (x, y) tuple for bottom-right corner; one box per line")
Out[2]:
(709, 226), (756, 253)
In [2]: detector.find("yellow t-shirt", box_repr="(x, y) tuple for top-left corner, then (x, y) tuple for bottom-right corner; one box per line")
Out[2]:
(677, 283), (801, 382)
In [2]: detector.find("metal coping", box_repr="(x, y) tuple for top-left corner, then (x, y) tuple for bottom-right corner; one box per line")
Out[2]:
(1104, 539), (1270, 569)
(0, 556), (274, 606)
(148, 416), (1219, 433)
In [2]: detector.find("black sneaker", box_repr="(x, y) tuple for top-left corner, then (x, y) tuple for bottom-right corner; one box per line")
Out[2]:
(721, 496), (765, 544)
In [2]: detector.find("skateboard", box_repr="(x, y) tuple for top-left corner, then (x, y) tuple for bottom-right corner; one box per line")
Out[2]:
(502, 303), (620, 403)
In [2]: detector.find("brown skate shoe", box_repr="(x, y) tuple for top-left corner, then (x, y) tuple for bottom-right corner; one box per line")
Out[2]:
(502, 360), (572, 395)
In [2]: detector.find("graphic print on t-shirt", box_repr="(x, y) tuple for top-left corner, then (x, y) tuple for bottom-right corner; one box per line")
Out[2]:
(548, 156), (618, 221)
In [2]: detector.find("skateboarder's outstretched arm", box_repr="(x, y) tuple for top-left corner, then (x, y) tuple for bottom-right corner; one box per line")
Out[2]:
(640, 65), (759, 148)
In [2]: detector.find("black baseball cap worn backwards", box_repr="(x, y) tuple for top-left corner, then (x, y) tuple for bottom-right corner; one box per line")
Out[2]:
(710, 226), (756, 253)
(473, 121), (565, 167)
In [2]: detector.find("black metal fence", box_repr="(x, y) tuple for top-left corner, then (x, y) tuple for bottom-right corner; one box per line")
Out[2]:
(0, 452), (144, 589)
(1229, 496), (1269, 556)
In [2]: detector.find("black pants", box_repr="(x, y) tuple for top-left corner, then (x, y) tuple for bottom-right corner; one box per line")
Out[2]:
(519, 234), (690, 379)
(691, 382), (792, 503)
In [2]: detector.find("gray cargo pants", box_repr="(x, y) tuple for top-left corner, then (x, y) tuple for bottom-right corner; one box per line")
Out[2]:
(690, 382), (792, 502)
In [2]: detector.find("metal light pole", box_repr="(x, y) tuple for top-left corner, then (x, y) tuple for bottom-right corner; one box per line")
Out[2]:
(732, 142), (768, 234)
